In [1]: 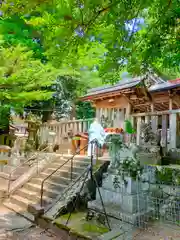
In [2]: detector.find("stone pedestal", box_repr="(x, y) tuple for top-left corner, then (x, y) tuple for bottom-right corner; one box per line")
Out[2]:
(88, 174), (151, 226)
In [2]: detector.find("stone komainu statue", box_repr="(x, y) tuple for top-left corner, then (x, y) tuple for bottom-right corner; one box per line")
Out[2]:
(140, 122), (158, 144)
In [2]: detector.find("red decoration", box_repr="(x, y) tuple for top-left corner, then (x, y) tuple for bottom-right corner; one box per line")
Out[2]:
(168, 78), (180, 84)
(104, 128), (123, 133)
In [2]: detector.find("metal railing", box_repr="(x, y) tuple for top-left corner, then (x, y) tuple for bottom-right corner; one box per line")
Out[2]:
(40, 139), (98, 207)
(0, 144), (49, 195)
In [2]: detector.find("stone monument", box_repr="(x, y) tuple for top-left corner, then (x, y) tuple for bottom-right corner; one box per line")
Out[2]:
(88, 137), (151, 226)
(136, 122), (161, 165)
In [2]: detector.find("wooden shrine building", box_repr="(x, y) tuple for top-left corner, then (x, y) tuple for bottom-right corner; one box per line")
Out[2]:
(81, 73), (180, 150)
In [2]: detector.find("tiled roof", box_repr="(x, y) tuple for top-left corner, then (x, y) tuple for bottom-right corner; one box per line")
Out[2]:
(149, 79), (180, 92)
(82, 75), (180, 99)
(85, 77), (143, 97)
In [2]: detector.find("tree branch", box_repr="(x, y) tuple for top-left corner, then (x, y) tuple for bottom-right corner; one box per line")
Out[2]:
(84, 0), (120, 32)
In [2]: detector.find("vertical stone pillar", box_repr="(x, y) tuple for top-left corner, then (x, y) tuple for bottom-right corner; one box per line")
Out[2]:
(169, 113), (177, 149)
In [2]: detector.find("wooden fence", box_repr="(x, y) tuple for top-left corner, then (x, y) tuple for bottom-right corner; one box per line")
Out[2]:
(39, 118), (93, 146)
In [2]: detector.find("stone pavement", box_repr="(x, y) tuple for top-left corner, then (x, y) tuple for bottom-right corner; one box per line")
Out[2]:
(0, 205), (179, 239)
(0, 205), (60, 240)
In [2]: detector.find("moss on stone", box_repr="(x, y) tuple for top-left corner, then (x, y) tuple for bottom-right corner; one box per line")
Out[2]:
(70, 229), (92, 239)
(42, 215), (53, 222)
(81, 222), (108, 234)
(54, 211), (109, 238)
(53, 221), (70, 231)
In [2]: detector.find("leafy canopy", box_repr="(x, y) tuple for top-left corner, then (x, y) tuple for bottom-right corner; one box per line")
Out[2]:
(1, 0), (179, 80)
(0, 43), (59, 109)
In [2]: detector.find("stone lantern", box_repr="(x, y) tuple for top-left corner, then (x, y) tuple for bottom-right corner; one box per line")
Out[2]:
(48, 131), (56, 152)
(25, 120), (41, 147)
(0, 145), (11, 171)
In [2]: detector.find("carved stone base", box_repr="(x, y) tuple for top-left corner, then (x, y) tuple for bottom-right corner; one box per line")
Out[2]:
(136, 152), (161, 165)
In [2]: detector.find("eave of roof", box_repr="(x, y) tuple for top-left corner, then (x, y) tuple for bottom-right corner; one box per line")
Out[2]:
(81, 77), (180, 100)
(82, 77), (143, 100)
(149, 79), (180, 92)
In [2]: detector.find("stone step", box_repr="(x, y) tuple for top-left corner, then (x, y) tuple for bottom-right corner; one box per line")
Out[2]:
(0, 166), (28, 180)
(44, 165), (85, 175)
(24, 182), (66, 197)
(31, 176), (71, 186)
(60, 154), (90, 161)
(16, 188), (53, 206)
(9, 194), (39, 210)
(3, 201), (34, 222)
(51, 159), (90, 169)
(40, 169), (79, 180)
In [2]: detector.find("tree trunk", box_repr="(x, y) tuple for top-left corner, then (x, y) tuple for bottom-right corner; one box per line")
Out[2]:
(42, 111), (53, 123)
(70, 103), (76, 120)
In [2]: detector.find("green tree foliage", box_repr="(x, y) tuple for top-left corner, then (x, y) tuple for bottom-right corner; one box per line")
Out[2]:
(0, 14), (102, 122)
(0, 44), (58, 104)
(0, 16), (44, 59)
(0, 43), (59, 129)
(2, 0), (179, 80)
(76, 101), (95, 119)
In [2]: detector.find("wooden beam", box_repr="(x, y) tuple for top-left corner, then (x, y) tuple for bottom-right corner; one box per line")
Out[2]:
(131, 109), (180, 117)
(135, 103), (149, 107)
(172, 95), (180, 107)
(122, 94), (133, 105)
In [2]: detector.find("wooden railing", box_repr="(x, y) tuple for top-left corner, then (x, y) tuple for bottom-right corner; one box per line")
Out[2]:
(131, 109), (180, 150)
(39, 118), (93, 146)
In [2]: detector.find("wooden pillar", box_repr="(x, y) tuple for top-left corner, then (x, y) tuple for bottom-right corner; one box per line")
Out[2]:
(161, 114), (168, 152)
(169, 113), (177, 149)
(96, 108), (99, 120)
(151, 103), (158, 133)
(125, 103), (132, 143)
(99, 108), (103, 121)
(126, 103), (131, 120)
(169, 98), (173, 110)
(136, 116), (141, 146)
(119, 109), (124, 129)
(145, 115), (150, 123)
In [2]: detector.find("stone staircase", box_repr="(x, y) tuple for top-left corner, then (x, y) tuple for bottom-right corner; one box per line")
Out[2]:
(0, 164), (29, 180)
(3, 155), (91, 221)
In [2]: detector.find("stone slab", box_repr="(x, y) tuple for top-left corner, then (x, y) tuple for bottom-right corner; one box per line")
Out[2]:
(88, 200), (152, 226)
(96, 188), (149, 214)
(102, 175), (144, 194)
(97, 228), (124, 240)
